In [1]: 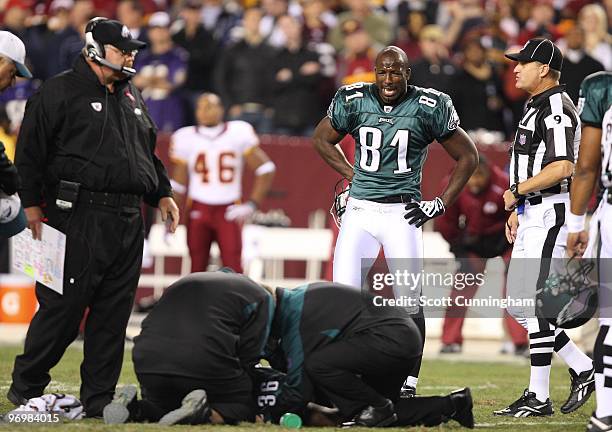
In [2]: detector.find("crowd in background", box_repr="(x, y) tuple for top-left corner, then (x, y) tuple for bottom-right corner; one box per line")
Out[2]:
(0, 0), (611, 142)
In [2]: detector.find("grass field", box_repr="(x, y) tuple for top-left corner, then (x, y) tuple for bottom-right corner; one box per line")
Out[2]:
(0, 345), (594, 431)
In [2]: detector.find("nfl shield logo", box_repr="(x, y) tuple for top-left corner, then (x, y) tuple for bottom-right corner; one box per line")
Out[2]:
(91, 102), (102, 112)
(384, 106), (392, 113)
(519, 134), (526, 145)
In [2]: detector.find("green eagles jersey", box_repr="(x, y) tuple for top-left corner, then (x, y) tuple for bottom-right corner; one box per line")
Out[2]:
(578, 71), (612, 188)
(327, 82), (460, 201)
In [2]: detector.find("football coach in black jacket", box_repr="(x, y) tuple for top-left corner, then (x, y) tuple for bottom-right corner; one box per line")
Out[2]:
(103, 271), (275, 425)
(8, 17), (179, 417)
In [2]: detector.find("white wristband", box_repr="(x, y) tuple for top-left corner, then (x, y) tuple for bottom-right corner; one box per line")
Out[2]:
(255, 161), (276, 176)
(566, 212), (586, 233)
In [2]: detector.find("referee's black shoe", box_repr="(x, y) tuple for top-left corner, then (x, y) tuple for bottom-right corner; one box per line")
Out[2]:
(560, 368), (595, 414)
(449, 387), (474, 428)
(341, 400), (397, 428)
(493, 389), (553, 417)
(587, 413), (612, 431)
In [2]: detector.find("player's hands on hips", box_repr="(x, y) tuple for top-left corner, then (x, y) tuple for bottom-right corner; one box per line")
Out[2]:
(225, 201), (256, 223)
(503, 189), (519, 211)
(404, 197), (445, 228)
(567, 230), (589, 258)
(158, 197), (180, 233)
(505, 212), (518, 244)
(24, 206), (44, 240)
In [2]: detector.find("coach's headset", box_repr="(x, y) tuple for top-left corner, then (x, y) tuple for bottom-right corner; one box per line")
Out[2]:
(85, 17), (137, 77)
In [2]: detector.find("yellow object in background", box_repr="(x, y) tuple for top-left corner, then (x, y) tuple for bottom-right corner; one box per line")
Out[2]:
(0, 127), (16, 162)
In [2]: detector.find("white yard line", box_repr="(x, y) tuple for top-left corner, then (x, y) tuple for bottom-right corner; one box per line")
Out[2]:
(477, 422), (586, 427)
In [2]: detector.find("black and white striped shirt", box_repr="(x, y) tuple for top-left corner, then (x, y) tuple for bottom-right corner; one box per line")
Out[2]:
(509, 85), (580, 197)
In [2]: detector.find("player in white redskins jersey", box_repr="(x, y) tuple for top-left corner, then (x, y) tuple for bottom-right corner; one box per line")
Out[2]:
(170, 93), (275, 273)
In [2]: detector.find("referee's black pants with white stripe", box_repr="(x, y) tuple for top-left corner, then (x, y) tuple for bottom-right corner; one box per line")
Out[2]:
(10, 202), (144, 417)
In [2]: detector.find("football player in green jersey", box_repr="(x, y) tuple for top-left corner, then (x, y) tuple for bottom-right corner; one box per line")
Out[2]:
(313, 46), (478, 396)
(567, 71), (612, 432)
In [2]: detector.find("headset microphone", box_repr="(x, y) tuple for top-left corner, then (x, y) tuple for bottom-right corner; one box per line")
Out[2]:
(89, 52), (136, 77)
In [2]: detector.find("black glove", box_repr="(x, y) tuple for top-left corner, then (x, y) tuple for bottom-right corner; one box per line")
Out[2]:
(404, 197), (445, 228)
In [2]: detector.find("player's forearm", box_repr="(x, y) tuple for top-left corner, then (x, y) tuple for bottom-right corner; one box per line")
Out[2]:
(516, 161), (573, 195)
(250, 171), (275, 206)
(313, 141), (353, 181)
(439, 155), (477, 207)
(569, 126), (603, 216)
(570, 168), (598, 216)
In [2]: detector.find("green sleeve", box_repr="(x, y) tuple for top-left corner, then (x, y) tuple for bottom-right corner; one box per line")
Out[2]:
(327, 86), (357, 135)
(431, 93), (460, 141)
(578, 77), (602, 128)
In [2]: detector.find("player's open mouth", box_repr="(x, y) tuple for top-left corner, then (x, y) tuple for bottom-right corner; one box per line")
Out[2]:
(382, 88), (397, 98)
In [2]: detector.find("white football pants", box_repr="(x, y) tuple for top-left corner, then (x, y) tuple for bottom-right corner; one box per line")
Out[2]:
(333, 197), (423, 298)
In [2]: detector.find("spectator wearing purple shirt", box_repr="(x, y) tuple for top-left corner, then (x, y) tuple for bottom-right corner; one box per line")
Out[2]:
(0, 78), (39, 134)
(133, 12), (188, 132)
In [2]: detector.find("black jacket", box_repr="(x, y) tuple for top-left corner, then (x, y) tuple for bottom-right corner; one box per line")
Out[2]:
(561, 53), (604, 104)
(132, 271), (274, 380)
(452, 67), (506, 134)
(269, 282), (418, 420)
(271, 45), (322, 130)
(0, 142), (19, 195)
(15, 55), (172, 208)
(214, 39), (276, 109)
(173, 25), (217, 92)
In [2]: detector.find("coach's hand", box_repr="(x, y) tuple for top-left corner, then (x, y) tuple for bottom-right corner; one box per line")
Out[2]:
(567, 230), (589, 258)
(159, 197), (179, 233)
(24, 206), (44, 240)
(505, 212), (518, 244)
(404, 197), (445, 228)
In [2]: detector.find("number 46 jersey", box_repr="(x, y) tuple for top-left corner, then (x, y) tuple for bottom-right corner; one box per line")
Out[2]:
(170, 121), (259, 205)
(328, 82), (460, 201)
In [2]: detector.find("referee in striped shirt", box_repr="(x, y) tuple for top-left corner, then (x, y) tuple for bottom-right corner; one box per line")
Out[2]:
(493, 38), (595, 418)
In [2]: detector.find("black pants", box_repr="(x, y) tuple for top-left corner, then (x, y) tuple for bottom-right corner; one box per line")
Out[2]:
(394, 395), (455, 426)
(132, 373), (255, 424)
(410, 309), (425, 381)
(11, 203), (144, 416)
(304, 324), (422, 420)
